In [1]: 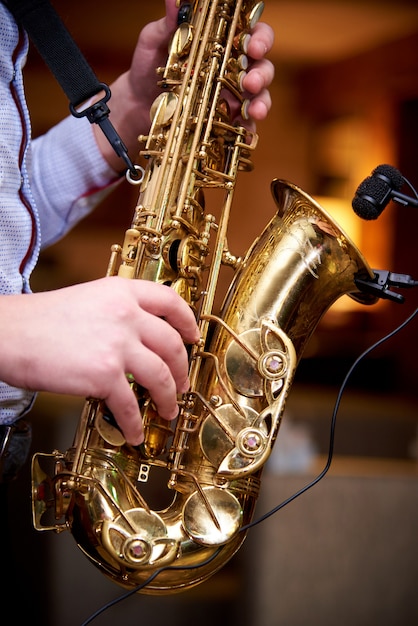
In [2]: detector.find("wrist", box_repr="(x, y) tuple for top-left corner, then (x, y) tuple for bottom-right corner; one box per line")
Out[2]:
(92, 71), (151, 174)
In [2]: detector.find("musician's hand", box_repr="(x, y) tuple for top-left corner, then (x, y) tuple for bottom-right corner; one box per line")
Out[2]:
(0, 278), (200, 445)
(135, 0), (275, 122)
(95, 0), (275, 170)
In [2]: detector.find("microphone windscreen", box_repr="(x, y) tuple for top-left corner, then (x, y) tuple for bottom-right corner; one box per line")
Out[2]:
(352, 176), (389, 219)
(352, 195), (380, 220)
(352, 163), (405, 220)
(373, 164), (404, 190)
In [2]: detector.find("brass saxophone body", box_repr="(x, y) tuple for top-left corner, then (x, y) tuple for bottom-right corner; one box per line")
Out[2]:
(32, 0), (377, 593)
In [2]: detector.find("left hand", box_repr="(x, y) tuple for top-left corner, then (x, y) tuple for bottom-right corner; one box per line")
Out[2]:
(94, 0), (275, 171)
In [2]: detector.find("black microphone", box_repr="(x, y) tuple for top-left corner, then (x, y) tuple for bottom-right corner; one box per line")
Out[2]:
(352, 164), (418, 220)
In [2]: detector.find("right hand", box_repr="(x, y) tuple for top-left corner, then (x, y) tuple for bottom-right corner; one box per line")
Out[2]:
(0, 277), (200, 445)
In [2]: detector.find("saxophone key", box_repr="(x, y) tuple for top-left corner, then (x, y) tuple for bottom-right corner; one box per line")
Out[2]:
(247, 1), (265, 29)
(149, 92), (179, 127)
(95, 409), (126, 447)
(106, 244), (122, 277)
(234, 32), (251, 54)
(143, 405), (173, 459)
(171, 21), (193, 56)
(182, 486), (242, 546)
(177, 3), (194, 26)
(120, 228), (140, 259)
(241, 99), (250, 120)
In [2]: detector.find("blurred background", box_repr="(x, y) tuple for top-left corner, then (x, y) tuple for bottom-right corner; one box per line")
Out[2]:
(7, 1), (418, 624)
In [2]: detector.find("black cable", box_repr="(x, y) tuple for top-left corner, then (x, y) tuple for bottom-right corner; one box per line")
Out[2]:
(403, 174), (418, 202)
(80, 547), (223, 626)
(241, 306), (418, 531)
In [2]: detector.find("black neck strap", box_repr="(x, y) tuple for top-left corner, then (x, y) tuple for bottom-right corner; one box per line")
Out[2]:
(5, 0), (139, 178)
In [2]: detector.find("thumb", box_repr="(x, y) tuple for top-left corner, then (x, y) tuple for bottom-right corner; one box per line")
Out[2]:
(165, 0), (179, 32)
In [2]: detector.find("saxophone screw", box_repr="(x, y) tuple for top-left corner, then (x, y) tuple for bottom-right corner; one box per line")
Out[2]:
(123, 538), (152, 564)
(244, 432), (262, 452)
(209, 395), (222, 407)
(213, 475), (229, 488)
(259, 351), (287, 379)
(184, 397), (195, 410)
(266, 355), (283, 373)
(236, 428), (267, 457)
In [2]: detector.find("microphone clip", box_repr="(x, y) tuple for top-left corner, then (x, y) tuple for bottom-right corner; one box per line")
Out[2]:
(355, 269), (418, 303)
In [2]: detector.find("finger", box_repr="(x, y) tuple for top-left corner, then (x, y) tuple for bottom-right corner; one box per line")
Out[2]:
(165, 0), (179, 32)
(242, 59), (275, 95)
(137, 312), (191, 393)
(133, 281), (200, 344)
(247, 22), (275, 60)
(105, 375), (145, 445)
(129, 347), (180, 420)
(245, 88), (272, 121)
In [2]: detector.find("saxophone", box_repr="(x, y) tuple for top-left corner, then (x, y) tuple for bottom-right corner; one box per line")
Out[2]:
(32, 0), (378, 594)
